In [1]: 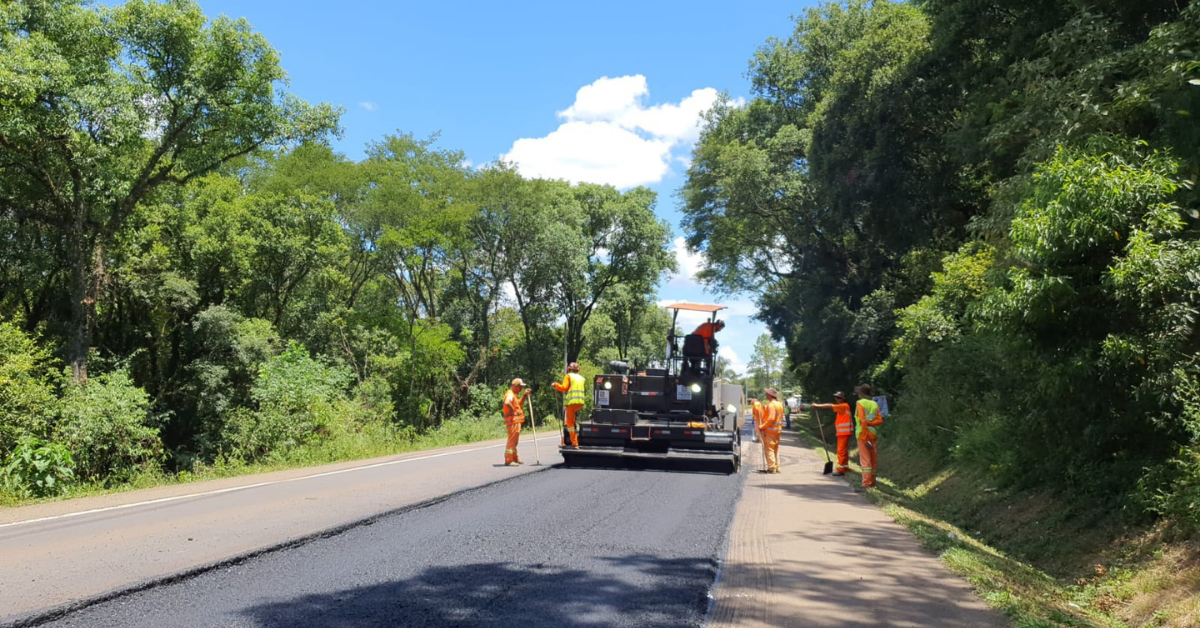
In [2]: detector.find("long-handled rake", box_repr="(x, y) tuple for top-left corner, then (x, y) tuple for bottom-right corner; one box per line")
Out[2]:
(525, 395), (542, 466)
(812, 406), (834, 475)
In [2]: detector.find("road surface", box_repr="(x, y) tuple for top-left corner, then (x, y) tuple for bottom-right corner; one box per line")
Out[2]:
(11, 464), (743, 628)
(0, 434), (566, 624)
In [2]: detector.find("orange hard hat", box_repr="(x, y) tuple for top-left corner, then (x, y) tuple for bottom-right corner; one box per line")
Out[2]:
(567, 362), (580, 372)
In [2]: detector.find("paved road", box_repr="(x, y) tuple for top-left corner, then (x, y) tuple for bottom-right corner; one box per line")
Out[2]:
(0, 435), (563, 624)
(18, 464), (743, 628)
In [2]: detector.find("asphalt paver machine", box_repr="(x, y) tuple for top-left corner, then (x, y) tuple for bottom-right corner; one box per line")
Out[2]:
(560, 303), (745, 473)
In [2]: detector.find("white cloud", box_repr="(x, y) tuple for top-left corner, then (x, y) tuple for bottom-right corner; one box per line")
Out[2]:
(359, 101), (378, 112)
(502, 75), (721, 189)
(720, 346), (748, 376)
(669, 237), (704, 287)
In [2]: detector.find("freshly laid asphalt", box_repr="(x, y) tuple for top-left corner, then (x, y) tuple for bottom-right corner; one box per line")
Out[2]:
(0, 435), (566, 622)
(17, 464), (744, 628)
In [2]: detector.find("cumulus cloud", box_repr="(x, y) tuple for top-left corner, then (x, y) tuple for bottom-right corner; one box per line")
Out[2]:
(502, 75), (720, 189)
(359, 101), (378, 112)
(720, 347), (748, 376)
(669, 237), (705, 287)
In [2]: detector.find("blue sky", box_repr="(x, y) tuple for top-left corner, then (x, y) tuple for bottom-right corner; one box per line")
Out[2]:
(195, 0), (806, 375)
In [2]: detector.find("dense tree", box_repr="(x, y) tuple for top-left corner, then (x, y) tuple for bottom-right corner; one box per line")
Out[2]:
(682, 0), (1200, 522)
(0, 2), (676, 495)
(0, 0), (339, 383)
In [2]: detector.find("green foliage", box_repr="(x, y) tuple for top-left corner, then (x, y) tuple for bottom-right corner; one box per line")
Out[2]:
(55, 370), (162, 483)
(683, 0), (1200, 522)
(1, 437), (74, 498)
(0, 321), (57, 457)
(0, 1), (688, 501)
(188, 305), (279, 456)
(224, 342), (351, 461)
(0, 0), (339, 382)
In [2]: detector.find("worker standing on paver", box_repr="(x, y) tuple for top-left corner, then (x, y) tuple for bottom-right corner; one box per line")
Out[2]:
(503, 379), (531, 465)
(762, 388), (784, 473)
(854, 384), (884, 487)
(810, 392), (853, 475)
(691, 319), (725, 355)
(552, 362), (586, 448)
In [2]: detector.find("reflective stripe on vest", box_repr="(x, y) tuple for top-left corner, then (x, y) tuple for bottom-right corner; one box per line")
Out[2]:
(761, 401), (784, 433)
(855, 399), (880, 439)
(504, 392), (524, 424)
(833, 404), (854, 435)
(566, 373), (586, 406)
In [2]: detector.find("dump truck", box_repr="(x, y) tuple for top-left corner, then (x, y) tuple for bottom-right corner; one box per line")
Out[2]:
(560, 303), (744, 473)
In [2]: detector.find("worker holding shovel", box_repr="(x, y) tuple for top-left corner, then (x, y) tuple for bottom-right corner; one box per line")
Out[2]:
(810, 392), (853, 476)
(501, 379), (531, 466)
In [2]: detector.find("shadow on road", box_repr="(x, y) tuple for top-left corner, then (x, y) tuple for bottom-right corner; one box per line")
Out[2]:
(240, 555), (716, 628)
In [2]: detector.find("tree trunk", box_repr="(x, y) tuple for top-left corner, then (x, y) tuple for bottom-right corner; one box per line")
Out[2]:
(68, 238), (96, 384)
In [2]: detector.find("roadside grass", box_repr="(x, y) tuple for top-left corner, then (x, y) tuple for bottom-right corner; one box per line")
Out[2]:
(0, 415), (562, 508)
(791, 411), (1198, 628)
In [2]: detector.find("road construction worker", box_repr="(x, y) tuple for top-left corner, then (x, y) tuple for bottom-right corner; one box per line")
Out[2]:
(552, 362), (586, 448)
(748, 397), (764, 443)
(761, 388), (784, 473)
(810, 392), (853, 475)
(502, 379), (531, 465)
(854, 384), (884, 488)
(690, 319), (725, 355)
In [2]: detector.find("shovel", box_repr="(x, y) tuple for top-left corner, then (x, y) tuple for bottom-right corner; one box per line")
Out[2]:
(812, 406), (834, 475)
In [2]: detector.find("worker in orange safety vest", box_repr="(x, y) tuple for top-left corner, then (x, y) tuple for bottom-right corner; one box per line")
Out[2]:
(748, 397), (764, 443)
(810, 391), (853, 475)
(761, 388), (784, 473)
(690, 319), (725, 355)
(552, 362), (586, 448)
(502, 378), (531, 466)
(854, 384), (884, 488)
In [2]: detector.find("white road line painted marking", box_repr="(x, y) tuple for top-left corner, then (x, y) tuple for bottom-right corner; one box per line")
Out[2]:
(0, 436), (562, 530)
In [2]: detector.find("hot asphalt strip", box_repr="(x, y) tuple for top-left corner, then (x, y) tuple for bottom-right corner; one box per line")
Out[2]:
(708, 429), (1007, 628)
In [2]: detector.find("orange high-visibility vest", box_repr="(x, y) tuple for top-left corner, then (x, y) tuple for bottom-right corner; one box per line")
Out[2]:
(761, 400), (784, 434)
(503, 390), (526, 425)
(831, 402), (853, 436)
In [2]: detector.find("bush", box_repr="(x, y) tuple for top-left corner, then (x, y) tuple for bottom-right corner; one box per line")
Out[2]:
(189, 305), (279, 456)
(55, 370), (163, 483)
(223, 342), (352, 461)
(0, 321), (57, 458)
(1, 437), (74, 498)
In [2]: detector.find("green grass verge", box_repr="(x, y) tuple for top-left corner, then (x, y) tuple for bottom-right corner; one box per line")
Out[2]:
(1, 415), (562, 509)
(789, 411), (1183, 628)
